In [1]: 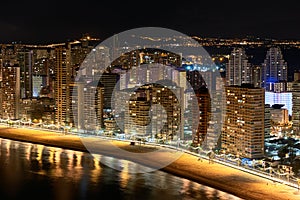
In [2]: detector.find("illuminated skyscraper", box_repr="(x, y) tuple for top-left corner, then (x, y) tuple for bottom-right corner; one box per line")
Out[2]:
(54, 45), (71, 125)
(192, 86), (211, 145)
(17, 50), (33, 98)
(186, 69), (223, 148)
(0, 64), (20, 119)
(70, 81), (84, 129)
(262, 47), (288, 91)
(222, 84), (265, 159)
(226, 48), (251, 86)
(205, 76), (224, 150)
(0, 44), (21, 119)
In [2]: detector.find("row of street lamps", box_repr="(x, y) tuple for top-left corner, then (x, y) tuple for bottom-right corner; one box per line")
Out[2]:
(1, 118), (299, 189)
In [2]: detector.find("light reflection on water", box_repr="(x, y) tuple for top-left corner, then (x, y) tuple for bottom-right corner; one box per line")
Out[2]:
(0, 138), (243, 200)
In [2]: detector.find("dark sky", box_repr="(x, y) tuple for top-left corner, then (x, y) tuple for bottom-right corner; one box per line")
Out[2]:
(1, 1), (300, 44)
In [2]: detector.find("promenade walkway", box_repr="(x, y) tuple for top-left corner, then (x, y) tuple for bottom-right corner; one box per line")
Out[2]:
(0, 126), (299, 200)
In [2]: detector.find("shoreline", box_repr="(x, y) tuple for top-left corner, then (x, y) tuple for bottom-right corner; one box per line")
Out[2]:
(0, 126), (299, 200)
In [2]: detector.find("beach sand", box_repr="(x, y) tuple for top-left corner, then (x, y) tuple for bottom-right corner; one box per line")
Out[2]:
(0, 126), (299, 200)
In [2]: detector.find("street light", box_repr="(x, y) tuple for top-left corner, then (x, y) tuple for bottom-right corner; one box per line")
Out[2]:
(222, 149), (226, 161)
(69, 123), (73, 133)
(262, 160), (266, 171)
(197, 144), (202, 161)
(177, 137), (180, 150)
(237, 154), (240, 166)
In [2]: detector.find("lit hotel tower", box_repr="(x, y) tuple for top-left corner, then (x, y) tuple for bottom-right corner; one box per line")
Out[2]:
(222, 84), (265, 159)
(262, 47), (287, 91)
(0, 63), (20, 119)
(226, 48), (251, 86)
(54, 45), (72, 125)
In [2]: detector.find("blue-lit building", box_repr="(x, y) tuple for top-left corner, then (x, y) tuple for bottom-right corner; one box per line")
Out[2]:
(261, 47), (288, 91)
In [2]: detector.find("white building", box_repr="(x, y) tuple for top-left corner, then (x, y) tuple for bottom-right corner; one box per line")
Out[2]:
(265, 92), (292, 116)
(226, 48), (251, 86)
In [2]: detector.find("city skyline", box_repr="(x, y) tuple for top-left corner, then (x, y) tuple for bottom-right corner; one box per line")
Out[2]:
(1, 32), (299, 141)
(1, 26), (300, 199)
(1, 3), (300, 199)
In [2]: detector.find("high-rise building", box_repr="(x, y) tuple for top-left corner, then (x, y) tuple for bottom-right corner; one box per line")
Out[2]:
(124, 83), (182, 140)
(32, 54), (54, 97)
(70, 81), (84, 129)
(113, 87), (137, 132)
(125, 95), (151, 136)
(32, 75), (43, 97)
(18, 50), (33, 98)
(205, 76), (224, 150)
(251, 65), (262, 88)
(70, 80), (104, 132)
(186, 70), (206, 90)
(54, 45), (72, 125)
(0, 44), (21, 119)
(222, 84), (265, 159)
(82, 81), (104, 132)
(186, 69), (224, 148)
(192, 86), (211, 145)
(99, 73), (120, 110)
(226, 48), (251, 86)
(0, 64), (21, 119)
(262, 47), (288, 91)
(172, 68), (187, 91)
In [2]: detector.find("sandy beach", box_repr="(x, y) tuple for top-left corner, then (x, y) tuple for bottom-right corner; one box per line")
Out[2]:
(0, 126), (299, 200)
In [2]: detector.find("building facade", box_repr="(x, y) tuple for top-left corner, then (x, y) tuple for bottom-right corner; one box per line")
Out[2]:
(222, 85), (265, 159)
(226, 48), (251, 86)
(124, 83), (182, 140)
(54, 45), (72, 125)
(262, 47), (288, 91)
(0, 64), (21, 119)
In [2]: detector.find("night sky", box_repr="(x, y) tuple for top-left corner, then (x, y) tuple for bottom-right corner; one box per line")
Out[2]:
(1, 1), (300, 44)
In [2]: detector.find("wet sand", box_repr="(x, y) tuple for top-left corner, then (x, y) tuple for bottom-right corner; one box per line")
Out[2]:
(0, 126), (299, 200)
